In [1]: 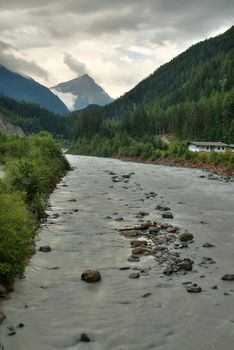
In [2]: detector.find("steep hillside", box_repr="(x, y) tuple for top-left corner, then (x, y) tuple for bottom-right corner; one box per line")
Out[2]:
(51, 74), (113, 111)
(0, 96), (71, 139)
(0, 66), (69, 115)
(71, 26), (234, 144)
(0, 112), (24, 136)
(101, 26), (234, 122)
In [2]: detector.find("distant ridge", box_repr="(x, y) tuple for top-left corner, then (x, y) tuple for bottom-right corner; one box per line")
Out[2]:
(0, 65), (69, 115)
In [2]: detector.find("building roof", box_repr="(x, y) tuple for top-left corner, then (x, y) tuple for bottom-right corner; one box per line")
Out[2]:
(229, 144), (234, 148)
(189, 141), (228, 147)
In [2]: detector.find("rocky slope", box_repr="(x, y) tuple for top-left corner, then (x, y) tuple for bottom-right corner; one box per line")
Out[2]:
(0, 112), (24, 136)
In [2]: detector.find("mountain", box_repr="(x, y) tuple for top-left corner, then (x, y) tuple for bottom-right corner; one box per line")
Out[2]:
(0, 65), (69, 115)
(0, 111), (24, 137)
(72, 26), (234, 144)
(51, 74), (113, 111)
(100, 26), (234, 122)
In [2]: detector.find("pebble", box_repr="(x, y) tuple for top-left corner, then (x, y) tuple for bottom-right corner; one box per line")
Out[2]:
(203, 243), (215, 248)
(142, 293), (152, 298)
(80, 333), (91, 342)
(221, 274), (234, 281)
(129, 273), (140, 279)
(179, 232), (194, 242)
(81, 270), (101, 283)
(39, 245), (51, 253)
(0, 311), (6, 324)
(186, 283), (202, 293)
(162, 212), (174, 219)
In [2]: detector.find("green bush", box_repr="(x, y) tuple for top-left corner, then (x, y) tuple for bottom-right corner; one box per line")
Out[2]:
(0, 193), (34, 282)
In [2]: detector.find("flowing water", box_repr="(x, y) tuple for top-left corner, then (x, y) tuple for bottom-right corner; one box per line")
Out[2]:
(0, 155), (234, 350)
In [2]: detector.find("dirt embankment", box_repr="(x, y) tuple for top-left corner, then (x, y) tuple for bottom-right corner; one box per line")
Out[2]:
(118, 156), (234, 179)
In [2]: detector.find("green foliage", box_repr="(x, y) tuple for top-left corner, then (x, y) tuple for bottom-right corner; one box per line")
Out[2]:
(0, 96), (71, 138)
(0, 193), (34, 282)
(0, 132), (69, 282)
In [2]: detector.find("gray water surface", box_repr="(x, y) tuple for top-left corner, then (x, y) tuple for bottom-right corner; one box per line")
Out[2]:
(1, 155), (234, 350)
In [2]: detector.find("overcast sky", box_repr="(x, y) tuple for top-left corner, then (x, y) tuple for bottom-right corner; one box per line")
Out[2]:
(0, 0), (233, 98)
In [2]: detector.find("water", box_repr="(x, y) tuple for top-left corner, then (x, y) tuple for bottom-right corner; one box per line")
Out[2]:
(1, 155), (234, 350)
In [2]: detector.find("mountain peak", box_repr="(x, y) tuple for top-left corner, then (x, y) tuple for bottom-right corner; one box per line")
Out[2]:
(51, 74), (113, 111)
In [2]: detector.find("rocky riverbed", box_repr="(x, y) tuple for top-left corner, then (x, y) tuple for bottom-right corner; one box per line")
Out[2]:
(0, 155), (234, 350)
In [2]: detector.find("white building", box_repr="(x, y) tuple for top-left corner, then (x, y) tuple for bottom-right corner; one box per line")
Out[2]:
(188, 141), (229, 153)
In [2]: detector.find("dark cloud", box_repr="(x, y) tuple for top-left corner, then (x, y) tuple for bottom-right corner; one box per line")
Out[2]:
(63, 53), (88, 76)
(0, 0), (233, 95)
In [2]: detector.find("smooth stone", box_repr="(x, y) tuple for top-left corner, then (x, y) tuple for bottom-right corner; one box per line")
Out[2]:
(130, 240), (147, 247)
(129, 273), (140, 279)
(39, 245), (51, 253)
(178, 258), (193, 271)
(203, 243), (215, 248)
(142, 292), (152, 298)
(115, 217), (124, 221)
(81, 270), (101, 283)
(0, 284), (7, 297)
(120, 230), (139, 238)
(17, 323), (24, 328)
(179, 232), (194, 242)
(186, 283), (202, 293)
(162, 212), (173, 219)
(0, 311), (6, 323)
(222, 274), (234, 281)
(80, 333), (90, 342)
(132, 247), (150, 255)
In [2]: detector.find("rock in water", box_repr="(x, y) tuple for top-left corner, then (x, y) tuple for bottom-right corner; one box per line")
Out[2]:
(162, 212), (174, 219)
(179, 232), (194, 242)
(0, 311), (6, 323)
(0, 284), (7, 297)
(203, 243), (215, 248)
(80, 333), (91, 342)
(186, 283), (202, 293)
(39, 245), (51, 252)
(221, 274), (234, 281)
(81, 270), (101, 283)
(129, 273), (140, 279)
(130, 240), (148, 247)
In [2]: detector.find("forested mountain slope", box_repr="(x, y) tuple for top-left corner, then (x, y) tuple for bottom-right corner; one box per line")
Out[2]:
(0, 96), (71, 139)
(0, 65), (69, 115)
(71, 27), (234, 144)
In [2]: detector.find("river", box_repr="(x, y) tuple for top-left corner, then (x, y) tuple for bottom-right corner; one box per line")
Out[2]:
(0, 155), (234, 350)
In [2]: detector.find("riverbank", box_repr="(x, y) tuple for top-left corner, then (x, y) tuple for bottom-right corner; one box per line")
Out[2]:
(0, 133), (70, 302)
(118, 156), (234, 179)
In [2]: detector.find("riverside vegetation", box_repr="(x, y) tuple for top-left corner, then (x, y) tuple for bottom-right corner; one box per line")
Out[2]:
(0, 132), (70, 287)
(69, 110), (234, 172)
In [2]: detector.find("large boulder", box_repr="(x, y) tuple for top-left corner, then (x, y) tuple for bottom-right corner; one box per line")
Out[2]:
(81, 270), (101, 283)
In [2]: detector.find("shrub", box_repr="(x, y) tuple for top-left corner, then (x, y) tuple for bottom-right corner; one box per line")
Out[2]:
(0, 193), (34, 282)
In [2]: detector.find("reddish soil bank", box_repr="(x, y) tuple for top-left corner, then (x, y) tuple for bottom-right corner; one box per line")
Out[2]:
(118, 156), (234, 178)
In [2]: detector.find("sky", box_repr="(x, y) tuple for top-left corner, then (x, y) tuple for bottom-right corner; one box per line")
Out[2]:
(0, 0), (233, 99)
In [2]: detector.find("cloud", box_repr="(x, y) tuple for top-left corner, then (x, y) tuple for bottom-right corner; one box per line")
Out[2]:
(0, 39), (49, 80)
(63, 53), (89, 76)
(0, 0), (233, 97)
